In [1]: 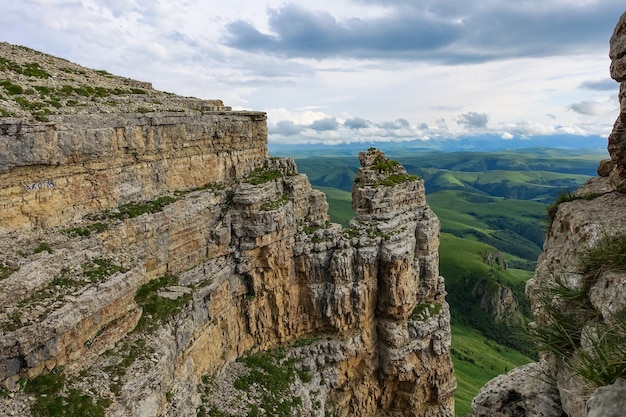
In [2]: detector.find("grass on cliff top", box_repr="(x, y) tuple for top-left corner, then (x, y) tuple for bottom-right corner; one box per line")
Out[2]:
(451, 322), (533, 417)
(244, 167), (283, 185)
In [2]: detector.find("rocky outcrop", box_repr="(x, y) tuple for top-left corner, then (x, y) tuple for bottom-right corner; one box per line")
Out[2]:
(473, 11), (626, 417)
(472, 363), (565, 417)
(0, 46), (454, 416)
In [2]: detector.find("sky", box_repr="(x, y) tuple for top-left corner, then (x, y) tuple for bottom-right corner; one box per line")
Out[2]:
(0, 1), (624, 145)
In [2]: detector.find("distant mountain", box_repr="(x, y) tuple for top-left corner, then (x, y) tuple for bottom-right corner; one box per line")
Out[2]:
(269, 134), (608, 157)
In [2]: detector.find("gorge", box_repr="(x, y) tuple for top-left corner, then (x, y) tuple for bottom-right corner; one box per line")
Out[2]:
(0, 42), (454, 417)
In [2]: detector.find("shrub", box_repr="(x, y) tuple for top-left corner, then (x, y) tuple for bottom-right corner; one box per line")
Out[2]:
(371, 156), (400, 173)
(244, 167), (282, 185)
(578, 233), (626, 283)
(109, 196), (177, 220)
(82, 258), (128, 281)
(34, 241), (53, 254)
(530, 233), (626, 387)
(576, 312), (626, 386)
(375, 173), (418, 187)
(21, 63), (50, 79)
(0, 80), (23, 95)
(25, 368), (109, 417)
(64, 222), (107, 237)
(234, 349), (308, 416)
(134, 275), (192, 331)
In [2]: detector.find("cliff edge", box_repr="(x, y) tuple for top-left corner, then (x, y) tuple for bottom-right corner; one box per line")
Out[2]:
(472, 11), (626, 417)
(0, 45), (455, 417)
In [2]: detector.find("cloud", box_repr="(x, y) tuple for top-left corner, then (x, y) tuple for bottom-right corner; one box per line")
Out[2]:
(224, 3), (463, 60)
(580, 78), (617, 91)
(309, 117), (339, 131)
(344, 117), (370, 129)
(271, 120), (303, 136)
(569, 100), (607, 116)
(223, 1), (625, 63)
(457, 112), (489, 129)
(377, 118), (410, 130)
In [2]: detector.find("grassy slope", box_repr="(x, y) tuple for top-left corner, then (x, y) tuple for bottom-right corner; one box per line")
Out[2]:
(314, 186), (354, 227)
(451, 323), (533, 417)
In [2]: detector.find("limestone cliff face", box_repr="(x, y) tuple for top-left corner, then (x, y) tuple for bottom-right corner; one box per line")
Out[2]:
(0, 46), (454, 417)
(0, 112), (267, 230)
(472, 11), (626, 417)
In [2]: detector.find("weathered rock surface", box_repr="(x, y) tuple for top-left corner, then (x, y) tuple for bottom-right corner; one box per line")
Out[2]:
(586, 378), (626, 417)
(472, 363), (565, 417)
(473, 11), (626, 417)
(607, 11), (626, 191)
(0, 46), (454, 416)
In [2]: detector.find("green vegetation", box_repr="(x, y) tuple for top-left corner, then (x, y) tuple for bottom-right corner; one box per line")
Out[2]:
(371, 156), (400, 173)
(104, 338), (153, 394)
(0, 79), (23, 95)
(64, 222), (108, 237)
(410, 303), (442, 321)
(233, 349), (309, 416)
(0, 258), (126, 332)
(578, 232), (626, 281)
(294, 149), (599, 203)
(576, 312), (626, 387)
(34, 241), (53, 254)
(451, 323), (533, 417)
(134, 274), (193, 331)
(198, 348), (312, 417)
(0, 263), (16, 281)
(24, 368), (110, 417)
(244, 167), (283, 185)
(374, 173), (418, 187)
(108, 196), (177, 220)
(260, 193), (289, 211)
(530, 233), (626, 387)
(82, 258), (129, 281)
(440, 233), (534, 354)
(175, 181), (226, 196)
(0, 58), (50, 78)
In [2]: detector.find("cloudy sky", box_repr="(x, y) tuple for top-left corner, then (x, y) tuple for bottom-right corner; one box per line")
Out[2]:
(1, 1), (624, 145)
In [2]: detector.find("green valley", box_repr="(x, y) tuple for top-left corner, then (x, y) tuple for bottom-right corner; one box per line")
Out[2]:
(282, 146), (607, 416)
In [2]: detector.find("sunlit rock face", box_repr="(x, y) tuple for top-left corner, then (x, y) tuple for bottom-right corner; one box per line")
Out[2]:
(0, 44), (455, 417)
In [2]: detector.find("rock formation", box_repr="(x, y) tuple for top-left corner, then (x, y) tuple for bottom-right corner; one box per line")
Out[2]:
(0, 45), (455, 416)
(472, 10), (626, 417)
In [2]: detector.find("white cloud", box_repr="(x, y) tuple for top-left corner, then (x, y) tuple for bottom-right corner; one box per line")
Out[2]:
(0, 0), (622, 144)
(569, 100), (609, 116)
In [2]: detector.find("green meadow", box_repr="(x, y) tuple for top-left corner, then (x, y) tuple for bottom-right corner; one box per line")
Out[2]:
(451, 323), (533, 417)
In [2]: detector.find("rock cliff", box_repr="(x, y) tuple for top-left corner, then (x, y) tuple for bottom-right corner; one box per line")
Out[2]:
(0, 45), (455, 416)
(472, 11), (626, 417)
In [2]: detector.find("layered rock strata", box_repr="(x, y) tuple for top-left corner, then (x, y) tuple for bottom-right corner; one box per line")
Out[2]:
(0, 111), (267, 230)
(473, 10), (626, 417)
(0, 46), (455, 416)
